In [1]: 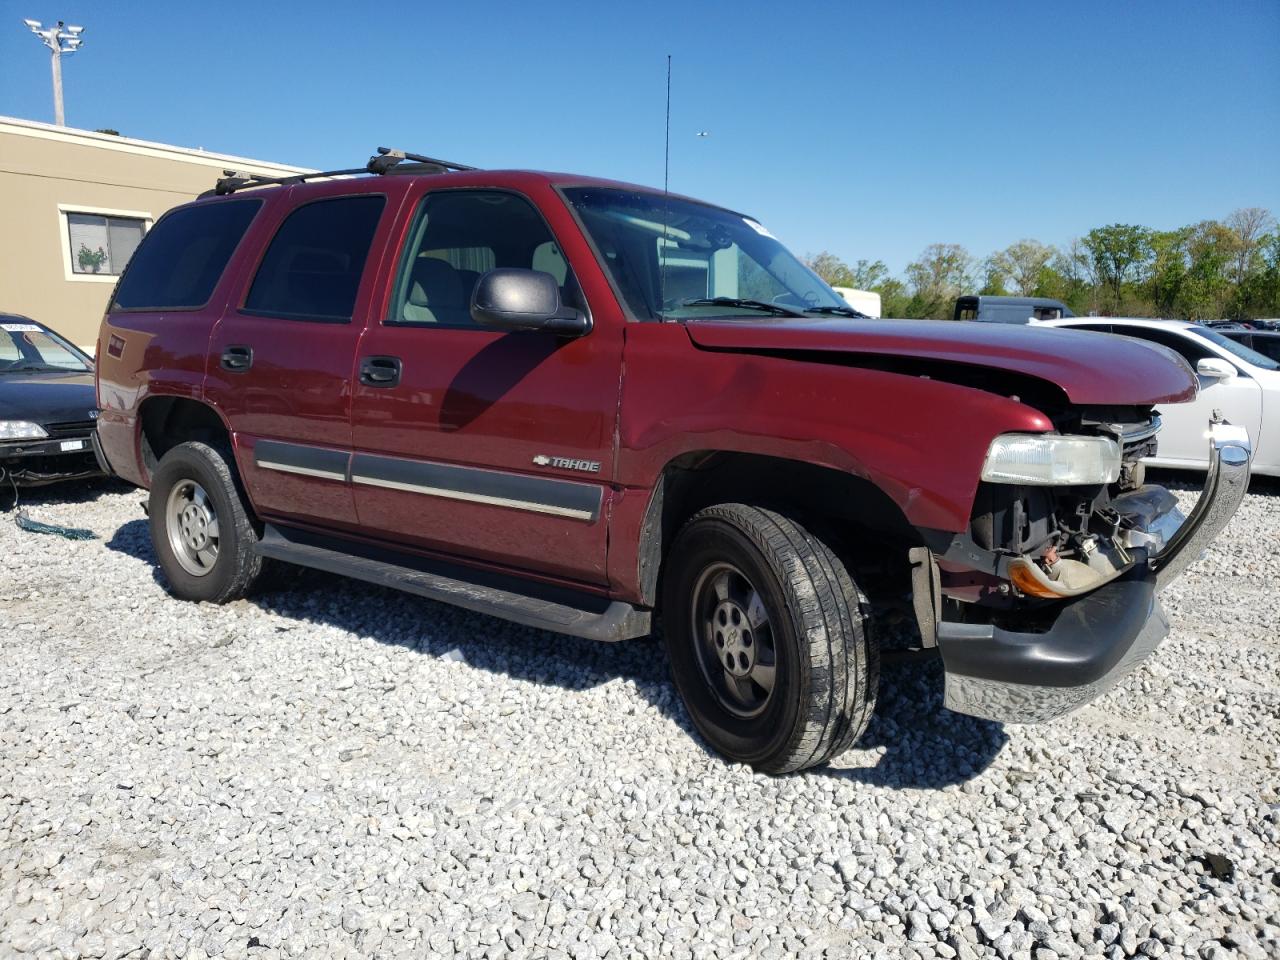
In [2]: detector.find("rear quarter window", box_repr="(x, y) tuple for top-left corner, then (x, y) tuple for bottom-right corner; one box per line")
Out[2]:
(110, 199), (262, 311)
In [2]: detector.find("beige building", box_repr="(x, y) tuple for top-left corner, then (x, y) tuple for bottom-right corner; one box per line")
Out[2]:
(0, 116), (309, 348)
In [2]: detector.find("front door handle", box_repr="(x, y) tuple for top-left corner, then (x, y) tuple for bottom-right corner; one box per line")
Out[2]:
(221, 345), (253, 372)
(360, 356), (402, 387)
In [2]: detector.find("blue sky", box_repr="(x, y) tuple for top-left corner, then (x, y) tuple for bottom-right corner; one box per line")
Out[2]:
(2, 0), (1277, 273)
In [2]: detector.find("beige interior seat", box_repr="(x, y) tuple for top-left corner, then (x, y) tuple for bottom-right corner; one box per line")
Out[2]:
(402, 257), (468, 325)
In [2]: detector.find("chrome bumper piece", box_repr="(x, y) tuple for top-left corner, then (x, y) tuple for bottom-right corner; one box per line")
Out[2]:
(1148, 420), (1251, 589)
(937, 417), (1251, 724)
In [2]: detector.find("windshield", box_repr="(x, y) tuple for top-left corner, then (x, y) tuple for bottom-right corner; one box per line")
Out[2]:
(563, 187), (852, 321)
(1187, 326), (1280, 371)
(0, 321), (91, 373)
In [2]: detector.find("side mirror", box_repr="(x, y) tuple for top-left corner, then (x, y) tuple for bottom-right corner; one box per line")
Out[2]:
(470, 268), (591, 337)
(1196, 357), (1236, 380)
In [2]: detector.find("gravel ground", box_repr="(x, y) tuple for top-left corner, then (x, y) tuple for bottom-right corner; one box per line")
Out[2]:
(1, 475), (1278, 960)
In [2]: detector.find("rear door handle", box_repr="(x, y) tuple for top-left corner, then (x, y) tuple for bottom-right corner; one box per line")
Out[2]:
(360, 356), (402, 387)
(221, 345), (253, 372)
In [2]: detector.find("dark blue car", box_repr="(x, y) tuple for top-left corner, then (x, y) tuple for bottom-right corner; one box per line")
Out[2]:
(0, 314), (105, 486)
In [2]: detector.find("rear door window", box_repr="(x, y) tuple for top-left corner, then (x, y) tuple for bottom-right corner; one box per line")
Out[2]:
(244, 195), (386, 323)
(110, 199), (262, 311)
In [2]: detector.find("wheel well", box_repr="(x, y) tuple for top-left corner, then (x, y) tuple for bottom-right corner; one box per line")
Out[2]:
(138, 397), (231, 477)
(639, 451), (922, 609)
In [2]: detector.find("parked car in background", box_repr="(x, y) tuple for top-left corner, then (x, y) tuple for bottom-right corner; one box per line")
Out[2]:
(954, 295), (1074, 324)
(1039, 317), (1277, 476)
(830, 286), (882, 318)
(94, 151), (1250, 773)
(1218, 329), (1280, 364)
(0, 314), (104, 486)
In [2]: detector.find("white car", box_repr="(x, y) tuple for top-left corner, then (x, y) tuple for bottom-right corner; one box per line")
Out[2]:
(1038, 317), (1278, 476)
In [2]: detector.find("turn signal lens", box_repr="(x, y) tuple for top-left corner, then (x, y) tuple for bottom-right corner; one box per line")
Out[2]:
(1007, 559), (1067, 599)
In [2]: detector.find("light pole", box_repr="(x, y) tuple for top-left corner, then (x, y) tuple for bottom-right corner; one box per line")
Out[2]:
(23, 18), (85, 127)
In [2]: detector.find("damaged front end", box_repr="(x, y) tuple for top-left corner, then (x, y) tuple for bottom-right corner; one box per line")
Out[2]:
(920, 413), (1251, 723)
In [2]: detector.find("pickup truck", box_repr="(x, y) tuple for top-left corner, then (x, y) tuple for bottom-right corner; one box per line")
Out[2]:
(94, 150), (1252, 773)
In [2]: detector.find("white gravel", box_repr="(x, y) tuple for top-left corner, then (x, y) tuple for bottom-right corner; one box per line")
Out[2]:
(1, 475), (1278, 960)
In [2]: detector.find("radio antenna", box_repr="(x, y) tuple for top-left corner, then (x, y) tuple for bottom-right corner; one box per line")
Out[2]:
(664, 54), (671, 195)
(660, 54), (672, 318)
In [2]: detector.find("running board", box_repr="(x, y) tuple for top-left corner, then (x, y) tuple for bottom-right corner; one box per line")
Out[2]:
(255, 524), (651, 642)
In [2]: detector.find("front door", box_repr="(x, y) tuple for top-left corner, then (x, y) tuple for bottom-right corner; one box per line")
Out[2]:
(205, 192), (390, 531)
(348, 188), (622, 585)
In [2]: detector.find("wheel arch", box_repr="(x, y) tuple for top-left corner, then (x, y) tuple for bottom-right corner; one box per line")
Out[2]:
(634, 450), (923, 609)
(137, 395), (235, 481)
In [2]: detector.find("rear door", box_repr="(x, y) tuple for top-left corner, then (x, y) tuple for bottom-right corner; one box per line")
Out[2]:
(347, 186), (623, 585)
(205, 191), (392, 532)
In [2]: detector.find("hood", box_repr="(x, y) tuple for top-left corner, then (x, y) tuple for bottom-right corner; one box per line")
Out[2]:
(683, 317), (1197, 406)
(0, 370), (98, 425)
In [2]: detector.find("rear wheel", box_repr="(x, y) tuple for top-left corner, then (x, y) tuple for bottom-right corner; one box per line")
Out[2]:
(149, 441), (262, 604)
(661, 503), (878, 774)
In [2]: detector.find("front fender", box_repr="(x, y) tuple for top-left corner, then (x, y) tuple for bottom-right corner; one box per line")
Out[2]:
(616, 325), (1053, 533)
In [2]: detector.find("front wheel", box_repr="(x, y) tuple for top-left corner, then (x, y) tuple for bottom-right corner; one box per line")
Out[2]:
(661, 503), (878, 774)
(149, 441), (263, 604)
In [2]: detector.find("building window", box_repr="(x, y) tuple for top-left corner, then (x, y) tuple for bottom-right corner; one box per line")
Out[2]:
(66, 212), (146, 275)
(57, 204), (153, 283)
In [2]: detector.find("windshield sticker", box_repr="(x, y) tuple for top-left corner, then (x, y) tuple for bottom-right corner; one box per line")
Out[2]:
(743, 219), (776, 240)
(1, 323), (41, 332)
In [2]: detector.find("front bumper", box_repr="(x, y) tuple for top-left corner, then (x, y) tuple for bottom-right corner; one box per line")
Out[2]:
(936, 418), (1251, 723)
(0, 434), (104, 486)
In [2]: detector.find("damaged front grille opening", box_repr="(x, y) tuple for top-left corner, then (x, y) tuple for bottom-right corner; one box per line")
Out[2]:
(961, 410), (1170, 607)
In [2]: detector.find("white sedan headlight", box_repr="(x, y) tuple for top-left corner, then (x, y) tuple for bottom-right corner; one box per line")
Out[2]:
(982, 433), (1122, 485)
(0, 421), (50, 441)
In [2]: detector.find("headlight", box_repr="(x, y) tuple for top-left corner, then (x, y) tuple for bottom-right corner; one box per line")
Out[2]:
(981, 433), (1121, 485)
(0, 421), (49, 441)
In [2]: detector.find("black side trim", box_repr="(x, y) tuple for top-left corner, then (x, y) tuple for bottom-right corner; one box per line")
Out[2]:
(350, 452), (602, 521)
(253, 440), (349, 479)
(255, 523), (650, 642)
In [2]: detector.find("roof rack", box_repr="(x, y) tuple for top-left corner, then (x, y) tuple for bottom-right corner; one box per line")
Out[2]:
(202, 146), (477, 197)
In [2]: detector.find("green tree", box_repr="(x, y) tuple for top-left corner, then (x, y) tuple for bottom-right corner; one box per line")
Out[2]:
(1146, 228), (1191, 317)
(1175, 221), (1236, 319)
(848, 258), (892, 290)
(1223, 208), (1275, 319)
(803, 251), (856, 288)
(875, 277), (910, 318)
(904, 243), (975, 319)
(989, 239), (1056, 297)
(1082, 224), (1153, 310)
(977, 257), (1008, 296)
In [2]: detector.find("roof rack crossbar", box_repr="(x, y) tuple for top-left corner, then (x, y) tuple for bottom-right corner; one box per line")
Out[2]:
(372, 146), (476, 172)
(203, 146), (477, 197)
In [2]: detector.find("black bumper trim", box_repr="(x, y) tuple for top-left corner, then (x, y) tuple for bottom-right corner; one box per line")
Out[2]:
(936, 569), (1168, 722)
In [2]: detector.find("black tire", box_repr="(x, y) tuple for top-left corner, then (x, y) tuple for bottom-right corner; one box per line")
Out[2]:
(661, 503), (878, 774)
(148, 441), (263, 604)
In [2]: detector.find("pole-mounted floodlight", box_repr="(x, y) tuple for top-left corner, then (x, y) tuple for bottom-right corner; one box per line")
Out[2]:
(22, 18), (86, 126)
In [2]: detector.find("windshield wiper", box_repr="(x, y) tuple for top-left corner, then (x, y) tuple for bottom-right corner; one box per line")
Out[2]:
(679, 297), (808, 318)
(803, 304), (872, 318)
(1, 363), (78, 373)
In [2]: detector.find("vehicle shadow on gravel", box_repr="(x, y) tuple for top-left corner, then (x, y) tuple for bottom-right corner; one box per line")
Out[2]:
(105, 516), (1006, 786)
(816, 657), (1009, 788)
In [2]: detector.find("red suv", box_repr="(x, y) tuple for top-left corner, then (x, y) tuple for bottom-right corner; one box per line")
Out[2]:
(95, 149), (1251, 773)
